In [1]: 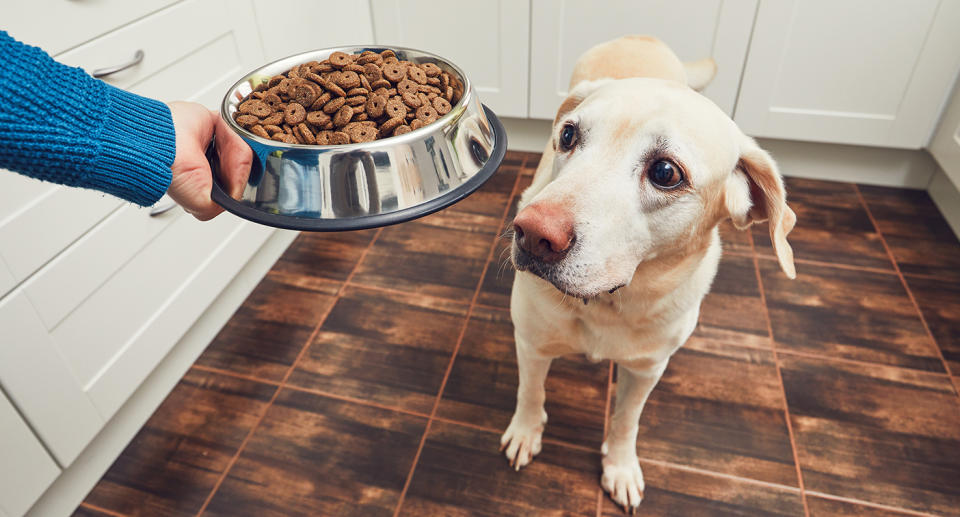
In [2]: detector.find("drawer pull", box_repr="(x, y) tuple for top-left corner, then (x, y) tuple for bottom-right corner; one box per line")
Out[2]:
(149, 201), (178, 217)
(92, 49), (145, 78)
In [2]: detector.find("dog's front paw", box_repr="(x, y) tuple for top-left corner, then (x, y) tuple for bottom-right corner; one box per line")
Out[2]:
(499, 408), (547, 471)
(601, 453), (645, 514)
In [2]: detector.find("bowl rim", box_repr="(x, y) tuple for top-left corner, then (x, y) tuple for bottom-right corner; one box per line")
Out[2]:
(221, 45), (474, 150)
(209, 105), (507, 232)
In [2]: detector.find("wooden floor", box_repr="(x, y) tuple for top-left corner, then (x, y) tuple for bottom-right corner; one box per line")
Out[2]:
(75, 152), (960, 517)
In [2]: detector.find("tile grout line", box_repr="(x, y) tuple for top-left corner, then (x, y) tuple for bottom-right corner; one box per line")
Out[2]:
(805, 490), (940, 517)
(853, 185), (957, 384)
(391, 158), (529, 517)
(79, 502), (128, 517)
(596, 361), (615, 517)
(189, 364), (282, 386)
(194, 228), (384, 517)
(755, 253), (899, 276)
(749, 229), (811, 517)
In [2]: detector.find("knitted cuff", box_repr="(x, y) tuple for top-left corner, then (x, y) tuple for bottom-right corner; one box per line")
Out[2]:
(86, 86), (176, 206)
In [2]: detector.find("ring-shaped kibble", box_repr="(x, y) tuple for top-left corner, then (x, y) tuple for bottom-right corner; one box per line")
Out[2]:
(263, 93), (282, 108)
(421, 62), (442, 77)
(337, 71), (361, 89)
(397, 79), (418, 95)
(401, 92), (422, 108)
(432, 96), (452, 115)
(239, 99), (272, 118)
(333, 105), (354, 127)
(379, 117), (403, 135)
(235, 114), (259, 127)
(382, 62), (406, 82)
(365, 95), (387, 118)
(261, 112), (284, 126)
(329, 51), (352, 68)
(393, 125), (412, 136)
(296, 123), (316, 144)
(409, 119), (424, 130)
(385, 99), (407, 119)
(306, 111), (330, 126)
(407, 66), (427, 84)
(283, 103), (307, 125)
(363, 63), (382, 83)
(416, 105), (438, 124)
(348, 125), (378, 143)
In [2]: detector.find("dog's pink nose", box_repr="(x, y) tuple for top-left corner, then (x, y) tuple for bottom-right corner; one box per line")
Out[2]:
(513, 203), (575, 263)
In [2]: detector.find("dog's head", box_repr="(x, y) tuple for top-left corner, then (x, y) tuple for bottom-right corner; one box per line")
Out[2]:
(511, 78), (796, 299)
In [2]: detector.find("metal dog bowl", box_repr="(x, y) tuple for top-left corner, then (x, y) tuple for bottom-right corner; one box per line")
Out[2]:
(207, 45), (507, 231)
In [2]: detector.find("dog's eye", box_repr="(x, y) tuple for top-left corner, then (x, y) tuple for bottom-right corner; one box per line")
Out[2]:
(559, 123), (578, 151)
(648, 159), (684, 190)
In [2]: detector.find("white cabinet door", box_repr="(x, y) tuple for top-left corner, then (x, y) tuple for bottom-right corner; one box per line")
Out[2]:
(929, 83), (960, 189)
(0, 389), (60, 517)
(528, 0), (757, 119)
(735, 0), (960, 149)
(252, 0), (374, 62)
(371, 0), (530, 118)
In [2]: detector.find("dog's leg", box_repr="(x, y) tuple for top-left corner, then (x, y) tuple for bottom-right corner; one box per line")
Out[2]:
(602, 361), (668, 513)
(500, 336), (552, 471)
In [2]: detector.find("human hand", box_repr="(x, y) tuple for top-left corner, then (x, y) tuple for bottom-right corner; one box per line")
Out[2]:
(166, 101), (251, 220)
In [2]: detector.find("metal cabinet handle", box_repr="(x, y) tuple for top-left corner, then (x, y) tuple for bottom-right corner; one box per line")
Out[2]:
(92, 49), (144, 78)
(149, 201), (178, 217)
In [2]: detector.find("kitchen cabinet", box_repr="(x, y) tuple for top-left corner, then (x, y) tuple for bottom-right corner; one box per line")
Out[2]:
(930, 82), (960, 189)
(252, 0), (374, 62)
(0, 389), (60, 517)
(734, 0), (960, 149)
(370, 0), (530, 118)
(528, 0), (757, 119)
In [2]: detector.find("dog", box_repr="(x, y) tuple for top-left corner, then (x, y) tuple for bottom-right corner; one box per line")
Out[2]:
(502, 36), (796, 513)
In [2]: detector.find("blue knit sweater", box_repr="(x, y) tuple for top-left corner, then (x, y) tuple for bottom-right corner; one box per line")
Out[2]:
(0, 31), (176, 206)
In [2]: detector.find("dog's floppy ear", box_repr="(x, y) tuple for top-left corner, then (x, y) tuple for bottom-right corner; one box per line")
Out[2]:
(684, 58), (717, 91)
(725, 135), (797, 278)
(554, 79), (612, 127)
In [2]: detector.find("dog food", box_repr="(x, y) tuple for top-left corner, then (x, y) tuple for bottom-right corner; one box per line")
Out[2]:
(233, 49), (464, 145)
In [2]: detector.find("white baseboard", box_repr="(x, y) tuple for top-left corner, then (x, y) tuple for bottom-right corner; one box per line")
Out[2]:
(500, 117), (938, 189)
(25, 229), (298, 517)
(928, 166), (960, 240)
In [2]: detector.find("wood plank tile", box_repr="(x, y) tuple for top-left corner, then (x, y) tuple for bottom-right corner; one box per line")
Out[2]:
(436, 306), (609, 449)
(759, 260), (944, 372)
(71, 505), (120, 517)
(195, 273), (336, 382)
(859, 185), (960, 281)
(753, 178), (893, 270)
(698, 254), (769, 339)
(780, 355), (960, 515)
(439, 158), (520, 233)
(267, 229), (376, 294)
(350, 216), (493, 301)
(720, 219), (753, 255)
(904, 276), (960, 374)
(398, 420), (598, 517)
(203, 389), (426, 517)
(806, 495), (923, 517)
(600, 462), (805, 516)
(637, 335), (797, 487)
(288, 285), (469, 414)
(83, 370), (276, 517)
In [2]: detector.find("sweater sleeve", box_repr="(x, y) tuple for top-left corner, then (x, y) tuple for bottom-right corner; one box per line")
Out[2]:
(0, 31), (176, 206)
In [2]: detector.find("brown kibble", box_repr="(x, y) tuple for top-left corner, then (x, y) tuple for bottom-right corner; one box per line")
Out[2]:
(329, 51), (352, 68)
(263, 124), (283, 134)
(383, 56), (399, 64)
(322, 96), (346, 114)
(432, 96), (451, 115)
(416, 105), (439, 124)
(358, 51), (383, 65)
(348, 124), (378, 143)
(317, 77), (346, 97)
(337, 70), (361, 89)
(291, 83), (318, 107)
(263, 93), (283, 109)
(283, 103), (307, 125)
(421, 62), (442, 77)
(296, 123), (316, 144)
(397, 79), (418, 95)
(333, 105), (354, 127)
(371, 78), (391, 90)
(306, 111), (331, 127)
(365, 94), (387, 118)
(393, 125), (412, 136)
(401, 91), (422, 108)
(409, 119), (424, 130)
(345, 95), (367, 106)
(407, 66), (427, 84)
(343, 63), (365, 73)
(384, 98), (408, 119)
(382, 62), (406, 82)
(379, 117), (403, 135)
(261, 111), (284, 126)
(239, 99), (272, 117)
(347, 87), (369, 96)
(235, 114), (260, 127)
(330, 131), (350, 145)
(249, 125), (270, 138)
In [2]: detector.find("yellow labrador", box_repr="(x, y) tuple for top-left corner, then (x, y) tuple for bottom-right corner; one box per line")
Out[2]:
(502, 36), (796, 513)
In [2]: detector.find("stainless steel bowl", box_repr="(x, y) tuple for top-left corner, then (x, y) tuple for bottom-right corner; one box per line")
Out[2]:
(207, 45), (507, 231)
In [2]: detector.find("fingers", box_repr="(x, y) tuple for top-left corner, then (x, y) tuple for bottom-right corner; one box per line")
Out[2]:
(214, 113), (253, 200)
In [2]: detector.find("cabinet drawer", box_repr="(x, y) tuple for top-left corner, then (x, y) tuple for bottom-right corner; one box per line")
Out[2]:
(4, 0), (181, 57)
(0, 389), (61, 517)
(22, 197), (181, 330)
